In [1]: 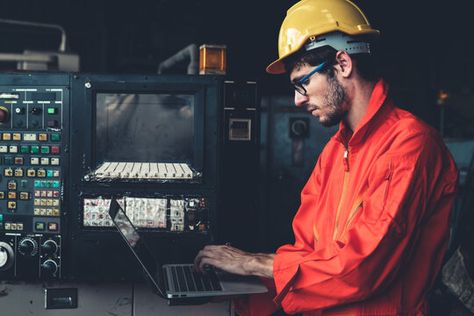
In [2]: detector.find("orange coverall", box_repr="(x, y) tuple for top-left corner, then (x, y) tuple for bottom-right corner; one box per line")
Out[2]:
(235, 80), (458, 315)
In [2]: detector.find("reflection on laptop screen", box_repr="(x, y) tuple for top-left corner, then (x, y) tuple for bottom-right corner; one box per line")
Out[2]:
(114, 210), (140, 247)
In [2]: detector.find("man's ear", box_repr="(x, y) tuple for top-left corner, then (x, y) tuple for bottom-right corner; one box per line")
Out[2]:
(334, 50), (353, 78)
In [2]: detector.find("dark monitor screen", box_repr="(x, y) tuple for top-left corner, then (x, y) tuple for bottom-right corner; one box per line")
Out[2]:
(95, 93), (195, 163)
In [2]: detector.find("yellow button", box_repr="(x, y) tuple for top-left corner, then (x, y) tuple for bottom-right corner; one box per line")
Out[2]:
(14, 168), (23, 177)
(38, 133), (48, 141)
(7, 201), (17, 209)
(12, 133), (22, 141)
(7, 192), (16, 199)
(19, 192), (29, 200)
(4, 168), (13, 177)
(2, 133), (11, 141)
(27, 169), (36, 177)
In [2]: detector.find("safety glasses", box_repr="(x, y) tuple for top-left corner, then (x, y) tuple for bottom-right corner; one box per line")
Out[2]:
(293, 61), (327, 96)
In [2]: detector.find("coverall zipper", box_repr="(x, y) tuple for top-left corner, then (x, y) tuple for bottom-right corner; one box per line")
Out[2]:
(332, 148), (350, 241)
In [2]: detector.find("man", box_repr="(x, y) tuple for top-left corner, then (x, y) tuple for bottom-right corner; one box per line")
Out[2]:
(194, 0), (458, 315)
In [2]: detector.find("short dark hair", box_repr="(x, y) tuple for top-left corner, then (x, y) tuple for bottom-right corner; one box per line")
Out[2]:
(284, 45), (380, 82)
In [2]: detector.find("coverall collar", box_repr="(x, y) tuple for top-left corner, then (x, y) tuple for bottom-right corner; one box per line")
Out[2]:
(334, 79), (389, 148)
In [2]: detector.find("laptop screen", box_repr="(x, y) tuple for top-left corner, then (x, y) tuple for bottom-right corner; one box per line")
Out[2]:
(108, 198), (165, 296)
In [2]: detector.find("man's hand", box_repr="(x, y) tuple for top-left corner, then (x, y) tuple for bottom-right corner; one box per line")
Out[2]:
(193, 244), (275, 279)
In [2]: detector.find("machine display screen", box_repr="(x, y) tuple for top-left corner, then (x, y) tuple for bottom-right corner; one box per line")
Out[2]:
(95, 93), (195, 163)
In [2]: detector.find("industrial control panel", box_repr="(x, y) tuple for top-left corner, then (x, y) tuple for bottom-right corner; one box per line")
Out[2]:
(0, 73), (69, 280)
(0, 73), (257, 282)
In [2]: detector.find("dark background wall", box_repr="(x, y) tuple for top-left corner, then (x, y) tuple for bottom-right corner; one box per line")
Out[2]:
(0, 0), (472, 104)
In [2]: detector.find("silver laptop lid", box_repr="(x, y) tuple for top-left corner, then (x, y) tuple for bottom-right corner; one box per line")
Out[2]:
(108, 198), (166, 297)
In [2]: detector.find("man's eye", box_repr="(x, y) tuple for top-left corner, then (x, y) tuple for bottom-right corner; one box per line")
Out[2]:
(301, 78), (310, 87)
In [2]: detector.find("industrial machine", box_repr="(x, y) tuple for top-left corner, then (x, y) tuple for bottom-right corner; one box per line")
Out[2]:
(0, 72), (259, 281)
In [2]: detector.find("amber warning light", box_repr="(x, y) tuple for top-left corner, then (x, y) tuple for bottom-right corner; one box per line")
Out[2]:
(199, 44), (226, 75)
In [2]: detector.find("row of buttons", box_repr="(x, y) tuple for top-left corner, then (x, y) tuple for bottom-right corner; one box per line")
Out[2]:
(34, 199), (60, 207)
(33, 180), (61, 189)
(34, 190), (60, 198)
(1, 222), (24, 231)
(1, 133), (60, 142)
(4, 168), (60, 178)
(0, 145), (60, 154)
(0, 191), (30, 200)
(1, 156), (60, 166)
(34, 208), (60, 217)
(35, 221), (58, 232)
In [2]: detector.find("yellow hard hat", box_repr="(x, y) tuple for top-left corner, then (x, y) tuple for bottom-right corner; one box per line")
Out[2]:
(266, 0), (380, 74)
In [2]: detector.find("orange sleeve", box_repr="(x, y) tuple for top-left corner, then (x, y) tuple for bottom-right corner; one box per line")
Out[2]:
(273, 133), (458, 314)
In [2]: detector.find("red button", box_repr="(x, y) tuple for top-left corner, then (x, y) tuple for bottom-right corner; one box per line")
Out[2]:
(51, 146), (60, 154)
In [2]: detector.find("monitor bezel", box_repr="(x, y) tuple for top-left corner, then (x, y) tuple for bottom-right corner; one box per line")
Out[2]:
(89, 82), (206, 173)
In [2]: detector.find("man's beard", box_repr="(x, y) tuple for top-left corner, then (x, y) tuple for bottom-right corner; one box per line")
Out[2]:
(318, 75), (347, 127)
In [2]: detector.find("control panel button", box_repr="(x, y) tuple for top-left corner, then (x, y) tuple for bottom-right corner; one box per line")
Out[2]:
(2, 133), (11, 141)
(30, 107), (42, 115)
(37, 169), (46, 177)
(14, 168), (23, 177)
(19, 192), (29, 200)
(0, 192), (5, 199)
(35, 222), (45, 231)
(23, 133), (37, 141)
(8, 146), (18, 153)
(30, 157), (39, 165)
(4, 168), (13, 177)
(27, 169), (36, 177)
(12, 133), (21, 141)
(51, 146), (60, 154)
(50, 158), (60, 165)
(38, 134), (48, 141)
(40, 158), (49, 165)
(14, 157), (24, 165)
(7, 201), (17, 210)
(47, 108), (57, 115)
(7, 192), (16, 199)
(0, 146), (8, 153)
(14, 107), (25, 114)
(47, 222), (58, 231)
(30, 146), (39, 154)
(7, 180), (17, 190)
(41, 146), (50, 154)
(20, 145), (29, 154)
(50, 133), (60, 142)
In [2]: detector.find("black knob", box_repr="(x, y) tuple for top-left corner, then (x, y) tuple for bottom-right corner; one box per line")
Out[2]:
(19, 238), (38, 256)
(41, 259), (58, 276)
(41, 240), (58, 255)
(30, 107), (42, 115)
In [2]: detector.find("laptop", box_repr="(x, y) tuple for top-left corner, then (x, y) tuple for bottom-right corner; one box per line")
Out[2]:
(108, 198), (268, 299)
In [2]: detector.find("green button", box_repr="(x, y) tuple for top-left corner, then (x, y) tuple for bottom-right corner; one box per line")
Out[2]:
(20, 145), (29, 154)
(0, 214), (3, 221)
(52, 181), (60, 188)
(34, 180), (42, 188)
(47, 108), (57, 115)
(35, 222), (45, 231)
(31, 146), (39, 154)
(51, 133), (61, 142)
(41, 146), (50, 154)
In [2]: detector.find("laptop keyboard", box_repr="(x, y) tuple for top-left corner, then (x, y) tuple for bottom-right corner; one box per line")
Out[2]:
(170, 265), (222, 292)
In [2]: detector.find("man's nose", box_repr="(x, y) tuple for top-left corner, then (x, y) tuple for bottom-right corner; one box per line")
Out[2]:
(294, 92), (308, 107)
